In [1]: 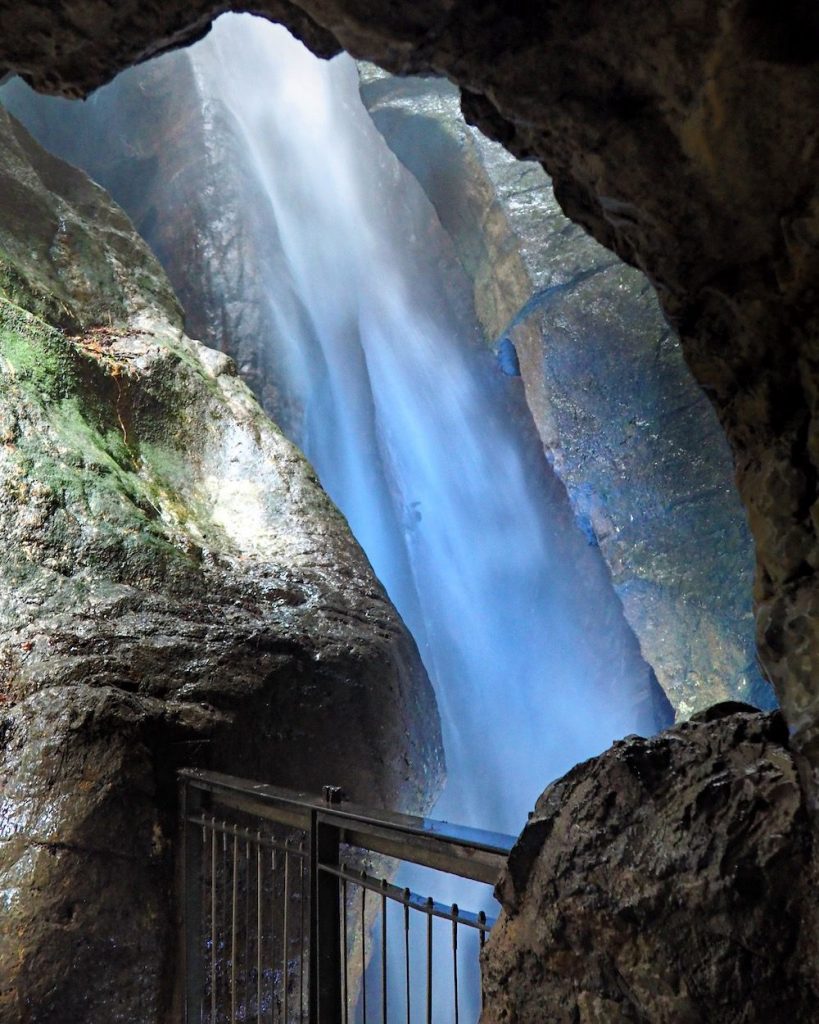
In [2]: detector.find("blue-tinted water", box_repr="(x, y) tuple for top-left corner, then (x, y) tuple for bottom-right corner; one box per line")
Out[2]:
(2, 19), (665, 1017)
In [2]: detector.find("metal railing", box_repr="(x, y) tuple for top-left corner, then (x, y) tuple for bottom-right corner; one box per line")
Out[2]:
(179, 769), (516, 1023)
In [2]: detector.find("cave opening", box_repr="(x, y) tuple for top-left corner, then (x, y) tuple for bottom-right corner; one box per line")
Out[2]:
(1, 11), (770, 832)
(0, 8), (789, 1021)
(9, 12), (673, 835)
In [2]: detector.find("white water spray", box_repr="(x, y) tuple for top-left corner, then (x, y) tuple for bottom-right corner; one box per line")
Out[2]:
(184, 14), (658, 839)
(1, 16), (668, 1017)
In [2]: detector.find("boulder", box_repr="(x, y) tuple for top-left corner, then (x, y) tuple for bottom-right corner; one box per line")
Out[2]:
(0, 105), (443, 1021)
(482, 706), (818, 1023)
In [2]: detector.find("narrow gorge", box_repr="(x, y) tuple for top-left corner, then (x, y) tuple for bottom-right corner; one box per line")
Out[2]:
(0, 88), (442, 1019)
(0, 3), (817, 1022)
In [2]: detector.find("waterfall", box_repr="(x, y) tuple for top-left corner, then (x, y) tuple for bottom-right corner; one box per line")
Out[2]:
(2, 14), (669, 1017)
(1, 11), (667, 827)
(176, 15), (662, 829)
(185, 25), (665, 1015)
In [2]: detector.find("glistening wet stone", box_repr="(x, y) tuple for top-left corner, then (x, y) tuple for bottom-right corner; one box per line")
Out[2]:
(0, 104), (443, 1022)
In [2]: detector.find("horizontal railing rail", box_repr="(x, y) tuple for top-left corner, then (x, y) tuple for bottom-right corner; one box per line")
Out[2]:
(180, 768), (516, 1023)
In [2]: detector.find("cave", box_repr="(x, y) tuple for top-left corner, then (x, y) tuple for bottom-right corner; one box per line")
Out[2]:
(0, 3), (818, 1023)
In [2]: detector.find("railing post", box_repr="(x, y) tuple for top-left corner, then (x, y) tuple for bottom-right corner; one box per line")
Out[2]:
(309, 802), (343, 1024)
(181, 778), (204, 1024)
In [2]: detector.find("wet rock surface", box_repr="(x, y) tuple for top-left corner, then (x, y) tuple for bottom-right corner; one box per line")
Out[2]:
(1, 0), (817, 784)
(0, 50), (480, 442)
(0, 106), (443, 1022)
(0, 39), (675, 748)
(357, 68), (772, 719)
(482, 706), (819, 1023)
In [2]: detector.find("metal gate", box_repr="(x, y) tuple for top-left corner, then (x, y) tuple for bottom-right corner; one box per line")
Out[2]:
(179, 769), (515, 1023)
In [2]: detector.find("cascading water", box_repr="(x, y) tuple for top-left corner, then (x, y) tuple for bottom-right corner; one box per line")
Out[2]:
(176, 14), (664, 832)
(2, 15), (671, 1017)
(180, 21), (667, 1017)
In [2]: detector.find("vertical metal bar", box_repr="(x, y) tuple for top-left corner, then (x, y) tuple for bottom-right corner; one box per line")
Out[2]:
(257, 835), (263, 1024)
(380, 881), (387, 1024)
(181, 779), (204, 1024)
(308, 812), (342, 1024)
(451, 904), (459, 1024)
(299, 844), (306, 1022)
(341, 872), (348, 1024)
(403, 889), (411, 1024)
(478, 911), (486, 1011)
(231, 830), (239, 1024)
(426, 897), (433, 1024)
(245, 839), (251, 1020)
(283, 844), (290, 1024)
(361, 883), (367, 1024)
(211, 822), (218, 1024)
(271, 848), (277, 1024)
(201, 821), (208, 1024)
(223, 829), (228, 1019)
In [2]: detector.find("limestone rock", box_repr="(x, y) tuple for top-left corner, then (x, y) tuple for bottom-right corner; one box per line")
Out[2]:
(0, 100), (180, 333)
(357, 67), (773, 719)
(2, 0), (817, 788)
(0, 105), (443, 1022)
(0, 39), (678, 751)
(482, 706), (818, 1023)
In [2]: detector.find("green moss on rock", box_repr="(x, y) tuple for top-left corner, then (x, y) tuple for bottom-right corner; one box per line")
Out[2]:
(0, 249), (76, 326)
(0, 295), (79, 400)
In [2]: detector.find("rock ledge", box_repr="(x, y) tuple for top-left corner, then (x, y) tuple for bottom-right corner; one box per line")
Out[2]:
(483, 707), (818, 1024)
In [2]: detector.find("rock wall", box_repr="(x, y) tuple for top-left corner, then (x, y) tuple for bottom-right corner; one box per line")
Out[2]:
(483, 705), (819, 1023)
(0, 0), (816, 785)
(357, 67), (773, 719)
(1, 42), (678, 748)
(0, 105), (443, 1022)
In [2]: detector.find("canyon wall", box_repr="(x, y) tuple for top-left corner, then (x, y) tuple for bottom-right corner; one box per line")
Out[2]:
(0, 24), (675, 773)
(0, 105), (443, 1022)
(0, 56), (773, 724)
(357, 67), (772, 719)
(0, 0), (815, 779)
